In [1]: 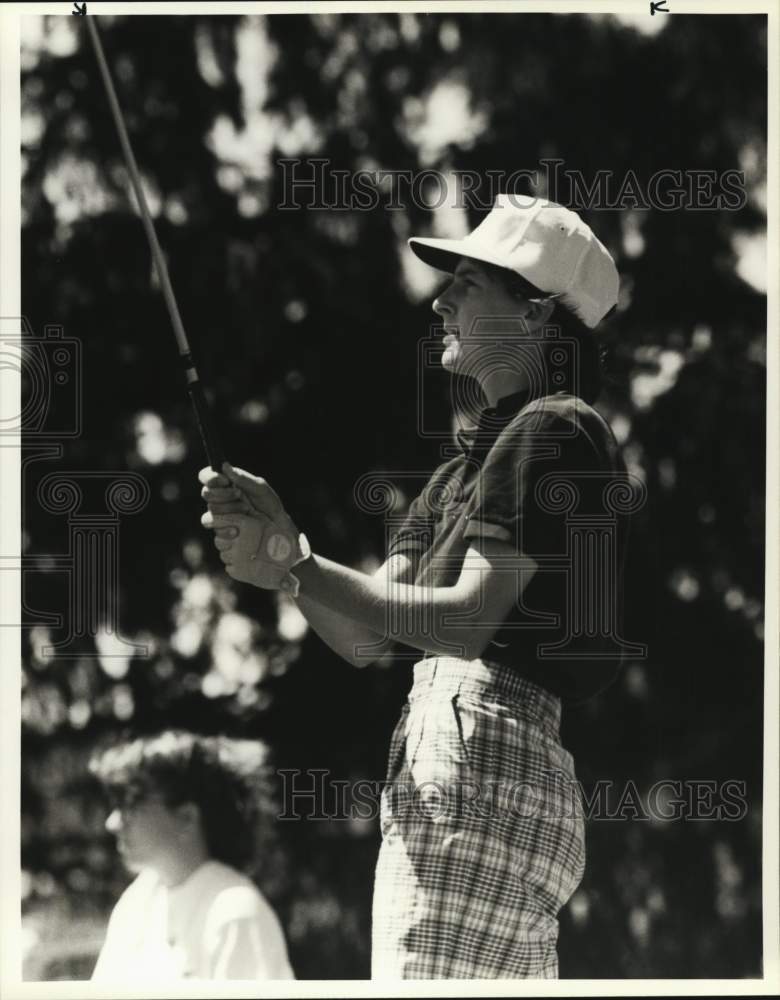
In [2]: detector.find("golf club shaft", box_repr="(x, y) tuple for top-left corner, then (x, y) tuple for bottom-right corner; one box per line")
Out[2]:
(85, 16), (225, 472)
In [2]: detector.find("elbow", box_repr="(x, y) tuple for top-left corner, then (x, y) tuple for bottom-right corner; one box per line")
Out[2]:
(444, 627), (490, 662)
(339, 646), (371, 669)
(346, 637), (392, 669)
(347, 651), (375, 669)
(463, 635), (490, 661)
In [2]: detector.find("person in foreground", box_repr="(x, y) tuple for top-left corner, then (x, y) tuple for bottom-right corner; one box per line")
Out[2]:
(89, 730), (295, 981)
(200, 194), (635, 978)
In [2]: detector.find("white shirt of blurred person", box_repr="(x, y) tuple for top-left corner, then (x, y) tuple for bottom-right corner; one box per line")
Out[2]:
(89, 731), (294, 981)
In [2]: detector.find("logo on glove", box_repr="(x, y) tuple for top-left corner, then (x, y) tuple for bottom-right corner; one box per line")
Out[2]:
(266, 533), (293, 562)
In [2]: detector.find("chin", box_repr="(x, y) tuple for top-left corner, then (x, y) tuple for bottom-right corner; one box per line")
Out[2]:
(117, 846), (145, 874)
(442, 348), (461, 371)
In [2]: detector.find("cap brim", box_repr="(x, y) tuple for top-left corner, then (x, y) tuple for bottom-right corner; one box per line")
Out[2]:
(407, 236), (507, 274)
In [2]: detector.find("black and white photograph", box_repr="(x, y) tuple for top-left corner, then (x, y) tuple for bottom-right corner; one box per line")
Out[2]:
(0, 0), (777, 994)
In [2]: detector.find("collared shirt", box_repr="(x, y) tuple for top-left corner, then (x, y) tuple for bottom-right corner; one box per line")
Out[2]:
(388, 390), (631, 703)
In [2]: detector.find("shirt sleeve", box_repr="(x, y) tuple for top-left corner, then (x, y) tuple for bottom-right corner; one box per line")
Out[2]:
(386, 489), (436, 559)
(206, 887), (295, 980)
(208, 917), (293, 980)
(462, 400), (583, 556)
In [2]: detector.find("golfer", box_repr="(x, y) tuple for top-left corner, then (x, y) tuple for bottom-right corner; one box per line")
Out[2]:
(89, 730), (295, 981)
(200, 194), (630, 979)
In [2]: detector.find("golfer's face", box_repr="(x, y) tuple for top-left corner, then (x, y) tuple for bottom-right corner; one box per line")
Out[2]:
(105, 793), (184, 874)
(432, 260), (527, 374)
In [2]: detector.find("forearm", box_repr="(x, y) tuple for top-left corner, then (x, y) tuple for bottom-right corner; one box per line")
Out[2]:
(200, 467), (529, 662)
(293, 552), (481, 658)
(293, 590), (394, 668)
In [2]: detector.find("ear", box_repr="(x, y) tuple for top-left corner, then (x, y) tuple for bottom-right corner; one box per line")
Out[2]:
(525, 297), (556, 327)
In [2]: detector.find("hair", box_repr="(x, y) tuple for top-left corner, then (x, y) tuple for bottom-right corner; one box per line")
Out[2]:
(89, 730), (269, 871)
(482, 261), (608, 405)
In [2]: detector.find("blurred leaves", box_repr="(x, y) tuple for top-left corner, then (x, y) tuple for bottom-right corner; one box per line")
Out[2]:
(20, 11), (765, 979)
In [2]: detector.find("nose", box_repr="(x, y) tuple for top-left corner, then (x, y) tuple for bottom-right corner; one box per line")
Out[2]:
(105, 809), (122, 834)
(432, 291), (453, 319)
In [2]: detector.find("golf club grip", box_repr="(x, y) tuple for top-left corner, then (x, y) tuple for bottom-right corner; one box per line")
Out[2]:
(187, 379), (225, 472)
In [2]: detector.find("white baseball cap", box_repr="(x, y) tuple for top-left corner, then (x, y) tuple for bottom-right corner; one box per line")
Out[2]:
(408, 194), (619, 329)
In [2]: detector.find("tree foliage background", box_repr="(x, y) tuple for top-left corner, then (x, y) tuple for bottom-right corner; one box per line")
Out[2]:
(18, 11), (766, 980)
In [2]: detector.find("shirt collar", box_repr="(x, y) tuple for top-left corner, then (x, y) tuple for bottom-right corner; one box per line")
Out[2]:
(456, 387), (533, 458)
(485, 387), (533, 420)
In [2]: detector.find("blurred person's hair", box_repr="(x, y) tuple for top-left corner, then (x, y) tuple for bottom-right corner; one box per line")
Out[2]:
(483, 260), (611, 406)
(89, 730), (268, 871)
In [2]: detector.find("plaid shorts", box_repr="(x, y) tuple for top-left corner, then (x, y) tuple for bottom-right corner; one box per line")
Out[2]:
(371, 656), (586, 980)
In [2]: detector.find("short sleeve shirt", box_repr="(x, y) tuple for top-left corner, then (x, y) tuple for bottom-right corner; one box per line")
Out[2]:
(388, 391), (633, 703)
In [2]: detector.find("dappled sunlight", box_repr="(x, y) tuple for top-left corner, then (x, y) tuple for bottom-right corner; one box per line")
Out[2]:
(41, 155), (119, 225)
(630, 348), (685, 412)
(131, 412), (187, 466)
(401, 78), (488, 166)
(732, 231), (766, 293)
(276, 594), (309, 643)
(18, 9), (766, 982)
(94, 627), (133, 680)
